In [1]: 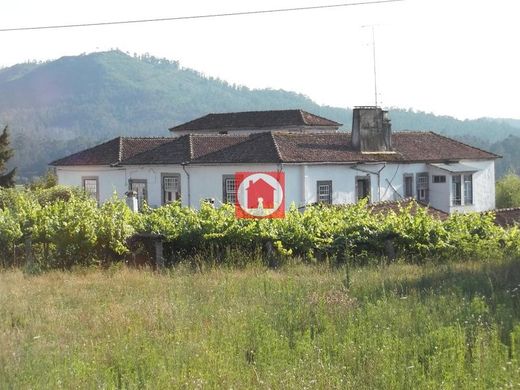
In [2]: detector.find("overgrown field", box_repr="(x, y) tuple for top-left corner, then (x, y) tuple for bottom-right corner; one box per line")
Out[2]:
(2, 186), (520, 269)
(1, 259), (520, 388)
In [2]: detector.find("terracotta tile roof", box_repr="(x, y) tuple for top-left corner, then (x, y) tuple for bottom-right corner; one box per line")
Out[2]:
(272, 132), (390, 163)
(122, 136), (191, 165)
(368, 198), (449, 220)
(272, 131), (497, 163)
(51, 131), (498, 166)
(169, 109), (341, 132)
(191, 133), (281, 164)
(392, 132), (499, 162)
(487, 207), (520, 227)
(320, 198), (448, 219)
(50, 137), (171, 166)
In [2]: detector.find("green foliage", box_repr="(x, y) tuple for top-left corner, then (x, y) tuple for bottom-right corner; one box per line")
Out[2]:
(489, 135), (520, 178)
(496, 172), (520, 208)
(0, 208), (22, 264)
(28, 169), (58, 190)
(126, 198), (520, 265)
(1, 189), (519, 269)
(0, 188), (134, 268)
(0, 125), (15, 187)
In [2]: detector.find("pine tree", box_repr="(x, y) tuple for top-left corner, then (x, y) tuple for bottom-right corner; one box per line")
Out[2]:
(0, 125), (16, 187)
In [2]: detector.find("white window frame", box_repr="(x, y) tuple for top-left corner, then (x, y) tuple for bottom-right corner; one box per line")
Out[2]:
(355, 176), (371, 202)
(451, 173), (473, 206)
(317, 180), (332, 204)
(82, 176), (99, 202)
(464, 174), (473, 205)
(222, 175), (237, 204)
(162, 173), (181, 205)
(416, 172), (429, 202)
(432, 175), (446, 183)
(403, 174), (414, 198)
(452, 175), (462, 205)
(129, 179), (148, 210)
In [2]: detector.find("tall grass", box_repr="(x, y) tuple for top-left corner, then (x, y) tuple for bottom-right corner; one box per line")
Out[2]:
(1, 258), (520, 388)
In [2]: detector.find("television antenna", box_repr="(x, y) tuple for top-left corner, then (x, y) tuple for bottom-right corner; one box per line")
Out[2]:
(362, 24), (380, 107)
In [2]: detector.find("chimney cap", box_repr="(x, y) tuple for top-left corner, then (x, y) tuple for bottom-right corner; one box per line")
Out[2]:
(353, 106), (388, 112)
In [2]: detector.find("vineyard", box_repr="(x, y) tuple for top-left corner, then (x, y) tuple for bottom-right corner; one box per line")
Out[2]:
(2, 187), (520, 387)
(1, 186), (520, 269)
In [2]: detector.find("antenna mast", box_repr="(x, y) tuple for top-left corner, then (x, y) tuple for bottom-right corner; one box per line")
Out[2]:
(362, 24), (380, 107)
(371, 25), (378, 107)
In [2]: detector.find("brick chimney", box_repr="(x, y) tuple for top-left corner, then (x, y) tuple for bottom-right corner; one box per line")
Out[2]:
(352, 107), (392, 152)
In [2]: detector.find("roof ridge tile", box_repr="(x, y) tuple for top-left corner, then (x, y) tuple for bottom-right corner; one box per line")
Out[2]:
(188, 134), (194, 160)
(270, 132), (283, 162)
(118, 136), (123, 162)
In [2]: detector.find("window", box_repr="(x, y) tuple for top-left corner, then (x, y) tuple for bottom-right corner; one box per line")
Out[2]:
(222, 175), (237, 204)
(403, 174), (413, 198)
(317, 180), (332, 204)
(464, 174), (473, 205)
(162, 174), (181, 204)
(129, 179), (147, 210)
(433, 175), (446, 183)
(82, 176), (99, 201)
(356, 176), (371, 202)
(416, 173), (429, 202)
(452, 175), (462, 205)
(451, 174), (473, 206)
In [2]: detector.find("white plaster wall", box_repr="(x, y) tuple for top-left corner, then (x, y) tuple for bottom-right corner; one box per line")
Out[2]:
(125, 165), (186, 207)
(448, 160), (495, 213)
(426, 165), (451, 212)
(301, 163), (440, 206)
(56, 166), (127, 203)
(379, 163), (428, 202)
(56, 159), (496, 213)
(186, 164), (281, 208)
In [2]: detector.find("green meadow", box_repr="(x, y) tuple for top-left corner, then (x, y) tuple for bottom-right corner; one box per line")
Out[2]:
(1, 258), (520, 389)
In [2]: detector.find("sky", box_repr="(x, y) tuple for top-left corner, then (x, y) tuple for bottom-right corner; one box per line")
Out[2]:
(1, 0), (519, 120)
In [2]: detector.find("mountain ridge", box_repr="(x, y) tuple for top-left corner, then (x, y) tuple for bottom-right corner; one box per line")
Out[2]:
(0, 50), (518, 180)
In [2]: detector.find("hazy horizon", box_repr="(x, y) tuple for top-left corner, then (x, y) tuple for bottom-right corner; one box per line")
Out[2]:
(1, 0), (519, 120)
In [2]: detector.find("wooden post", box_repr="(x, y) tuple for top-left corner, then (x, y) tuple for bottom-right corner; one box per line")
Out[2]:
(25, 235), (34, 268)
(154, 239), (164, 269)
(384, 238), (396, 261)
(265, 240), (278, 268)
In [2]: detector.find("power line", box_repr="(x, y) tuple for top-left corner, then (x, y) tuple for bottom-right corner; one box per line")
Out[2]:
(0, 0), (404, 33)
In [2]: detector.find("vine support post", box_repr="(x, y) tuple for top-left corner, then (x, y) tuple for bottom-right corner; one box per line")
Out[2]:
(24, 235), (33, 269)
(154, 238), (165, 270)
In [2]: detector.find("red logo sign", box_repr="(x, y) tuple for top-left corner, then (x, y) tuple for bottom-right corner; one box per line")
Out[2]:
(235, 172), (285, 218)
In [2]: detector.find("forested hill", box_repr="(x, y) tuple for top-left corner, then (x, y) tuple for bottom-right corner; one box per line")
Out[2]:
(0, 50), (518, 180)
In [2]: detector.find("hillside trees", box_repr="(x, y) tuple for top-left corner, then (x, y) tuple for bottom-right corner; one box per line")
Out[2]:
(496, 172), (520, 208)
(1, 51), (518, 181)
(0, 125), (15, 187)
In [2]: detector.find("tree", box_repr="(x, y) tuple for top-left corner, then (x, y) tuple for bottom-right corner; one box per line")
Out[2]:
(28, 169), (57, 190)
(495, 172), (520, 209)
(0, 125), (16, 187)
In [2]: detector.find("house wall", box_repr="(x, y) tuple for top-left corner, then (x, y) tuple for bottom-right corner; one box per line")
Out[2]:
(448, 159), (495, 213)
(176, 162), (433, 209)
(185, 164), (281, 208)
(427, 165), (452, 212)
(56, 166), (127, 202)
(124, 166), (186, 207)
(55, 159), (496, 213)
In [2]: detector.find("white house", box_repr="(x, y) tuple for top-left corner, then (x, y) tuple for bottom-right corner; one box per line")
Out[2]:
(51, 107), (499, 214)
